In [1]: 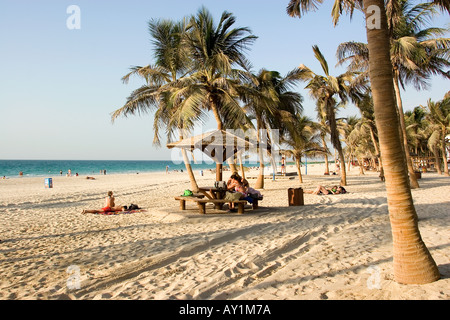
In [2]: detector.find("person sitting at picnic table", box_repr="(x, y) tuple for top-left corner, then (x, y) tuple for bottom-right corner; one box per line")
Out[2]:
(82, 191), (125, 214)
(226, 173), (247, 212)
(304, 185), (346, 195)
(242, 178), (263, 200)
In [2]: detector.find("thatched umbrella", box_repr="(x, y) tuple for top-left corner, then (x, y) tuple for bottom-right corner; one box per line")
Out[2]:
(167, 129), (263, 181)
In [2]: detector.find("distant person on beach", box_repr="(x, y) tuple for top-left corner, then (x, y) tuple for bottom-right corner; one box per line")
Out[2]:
(304, 185), (346, 195)
(281, 157), (286, 175)
(82, 191), (125, 214)
(166, 165), (169, 174)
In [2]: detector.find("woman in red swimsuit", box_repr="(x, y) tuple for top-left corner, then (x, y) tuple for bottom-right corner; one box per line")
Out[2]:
(82, 191), (125, 214)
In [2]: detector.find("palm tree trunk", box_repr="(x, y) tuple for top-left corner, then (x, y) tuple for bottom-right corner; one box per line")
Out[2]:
(238, 153), (246, 179)
(178, 132), (199, 192)
(336, 144), (347, 186)
(347, 153), (352, 172)
(433, 145), (442, 175)
(368, 125), (385, 180)
(295, 156), (303, 183)
(255, 123), (265, 189)
(210, 99), (223, 181)
(441, 129), (449, 176)
(363, 0), (440, 284)
(227, 157), (238, 174)
(358, 157), (365, 175)
(181, 148), (199, 192)
(321, 135), (330, 175)
(393, 75), (420, 188)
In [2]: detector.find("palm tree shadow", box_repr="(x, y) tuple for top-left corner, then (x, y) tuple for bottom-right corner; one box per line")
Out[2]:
(437, 263), (450, 279)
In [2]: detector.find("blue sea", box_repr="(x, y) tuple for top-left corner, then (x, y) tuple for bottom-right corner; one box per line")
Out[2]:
(0, 160), (220, 178)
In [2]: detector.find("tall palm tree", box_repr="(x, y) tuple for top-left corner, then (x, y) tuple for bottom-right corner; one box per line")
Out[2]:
(111, 18), (203, 192)
(170, 7), (257, 181)
(287, 0), (445, 284)
(338, 0), (450, 188)
(242, 69), (303, 188)
(296, 45), (365, 186)
(423, 96), (450, 176)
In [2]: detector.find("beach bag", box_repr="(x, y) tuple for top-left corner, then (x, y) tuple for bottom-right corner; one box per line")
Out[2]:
(214, 181), (227, 190)
(224, 191), (241, 201)
(182, 190), (193, 197)
(128, 204), (140, 210)
(249, 193), (261, 200)
(243, 196), (254, 204)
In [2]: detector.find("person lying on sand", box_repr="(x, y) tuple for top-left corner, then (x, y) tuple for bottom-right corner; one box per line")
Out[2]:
(304, 185), (346, 195)
(82, 191), (125, 214)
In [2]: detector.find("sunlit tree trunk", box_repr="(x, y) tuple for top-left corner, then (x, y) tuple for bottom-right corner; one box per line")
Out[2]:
(295, 156), (303, 183)
(211, 100), (223, 181)
(441, 129), (449, 176)
(255, 123), (265, 189)
(433, 146), (442, 175)
(363, 0), (440, 284)
(336, 144), (347, 186)
(393, 74), (420, 188)
(321, 135), (330, 175)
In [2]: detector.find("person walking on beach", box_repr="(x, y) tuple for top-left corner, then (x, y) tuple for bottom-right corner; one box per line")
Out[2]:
(281, 157), (286, 175)
(82, 191), (125, 214)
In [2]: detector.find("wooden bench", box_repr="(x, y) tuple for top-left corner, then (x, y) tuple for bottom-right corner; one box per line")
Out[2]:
(174, 196), (249, 214)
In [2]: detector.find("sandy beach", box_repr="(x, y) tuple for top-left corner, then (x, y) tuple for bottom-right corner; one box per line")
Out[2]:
(0, 163), (448, 300)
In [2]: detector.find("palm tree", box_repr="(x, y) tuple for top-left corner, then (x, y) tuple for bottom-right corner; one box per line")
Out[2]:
(353, 90), (385, 178)
(296, 45), (365, 186)
(287, 0), (445, 284)
(314, 114), (332, 175)
(337, 0), (450, 188)
(423, 96), (450, 176)
(170, 7), (257, 181)
(111, 18), (203, 192)
(283, 114), (325, 183)
(404, 107), (430, 169)
(242, 69), (303, 188)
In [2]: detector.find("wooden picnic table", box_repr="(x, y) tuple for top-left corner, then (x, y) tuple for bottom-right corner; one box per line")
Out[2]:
(198, 186), (227, 208)
(174, 196), (247, 214)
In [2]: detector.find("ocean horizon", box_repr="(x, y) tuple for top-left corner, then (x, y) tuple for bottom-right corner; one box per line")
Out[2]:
(0, 159), (220, 178)
(0, 158), (329, 179)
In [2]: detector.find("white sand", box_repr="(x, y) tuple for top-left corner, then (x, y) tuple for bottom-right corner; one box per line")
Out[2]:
(0, 164), (448, 300)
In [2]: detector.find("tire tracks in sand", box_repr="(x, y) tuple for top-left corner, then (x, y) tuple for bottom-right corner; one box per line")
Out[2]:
(50, 193), (385, 299)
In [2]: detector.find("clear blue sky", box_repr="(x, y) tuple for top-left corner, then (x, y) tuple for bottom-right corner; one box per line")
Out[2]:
(0, 0), (448, 160)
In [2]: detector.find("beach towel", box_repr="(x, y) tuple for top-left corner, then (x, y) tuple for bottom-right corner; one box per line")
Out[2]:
(96, 209), (146, 215)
